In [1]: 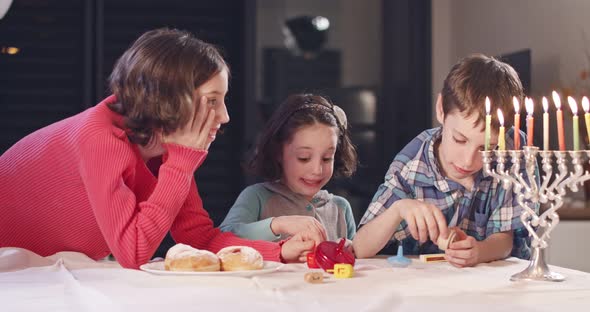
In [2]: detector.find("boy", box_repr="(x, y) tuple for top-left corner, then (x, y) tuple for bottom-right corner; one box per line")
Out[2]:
(353, 54), (534, 267)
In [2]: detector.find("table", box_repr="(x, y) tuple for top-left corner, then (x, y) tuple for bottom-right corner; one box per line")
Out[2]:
(1, 247), (589, 311)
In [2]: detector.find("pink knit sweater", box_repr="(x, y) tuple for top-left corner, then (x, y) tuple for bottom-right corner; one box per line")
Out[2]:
(0, 95), (281, 268)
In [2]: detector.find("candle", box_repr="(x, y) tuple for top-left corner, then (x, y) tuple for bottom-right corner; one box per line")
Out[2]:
(513, 97), (521, 150)
(583, 96), (590, 149)
(553, 91), (566, 151)
(568, 96), (580, 151)
(542, 97), (549, 150)
(497, 109), (505, 150)
(485, 97), (491, 151)
(525, 97), (534, 146)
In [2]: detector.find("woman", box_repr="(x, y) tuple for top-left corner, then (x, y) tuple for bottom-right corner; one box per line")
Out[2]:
(0, 28), (314, 268)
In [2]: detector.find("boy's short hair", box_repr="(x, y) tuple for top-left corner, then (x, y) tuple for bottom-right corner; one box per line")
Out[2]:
(108, 28), (228, 145)
(442, 53), (524, 130)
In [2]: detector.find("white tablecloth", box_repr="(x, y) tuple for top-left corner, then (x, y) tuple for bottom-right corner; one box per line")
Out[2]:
(1, 247), (589, 311)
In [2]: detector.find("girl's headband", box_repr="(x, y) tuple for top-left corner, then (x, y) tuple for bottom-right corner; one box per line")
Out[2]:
(295, 96), (348, 131)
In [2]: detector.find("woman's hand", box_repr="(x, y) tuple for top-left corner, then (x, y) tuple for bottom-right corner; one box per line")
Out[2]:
(271, 215), (327, 245)
(163, 96), (216, 150)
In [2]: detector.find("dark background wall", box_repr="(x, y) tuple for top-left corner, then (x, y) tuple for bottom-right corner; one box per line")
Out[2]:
(0, 0), (255, 227)
(0, 1), (432, 249)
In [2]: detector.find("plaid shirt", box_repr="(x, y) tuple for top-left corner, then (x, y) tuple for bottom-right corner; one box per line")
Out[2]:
(359, 127), (536, 259)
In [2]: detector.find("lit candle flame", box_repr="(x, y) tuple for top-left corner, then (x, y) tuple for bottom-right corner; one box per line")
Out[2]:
(497, 109), (504, 126)
(485, 97), (490, 114)
(542, 96), (549, 113)
(513, 96), (520, 113)
(552, 90), (562, 110)
(568, 96), (578, 115)
(525, 97), (534, 115)
(582, 96), (589, 113)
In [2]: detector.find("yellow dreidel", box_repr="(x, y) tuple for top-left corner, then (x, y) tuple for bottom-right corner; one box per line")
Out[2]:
(327, 263), (354, 278)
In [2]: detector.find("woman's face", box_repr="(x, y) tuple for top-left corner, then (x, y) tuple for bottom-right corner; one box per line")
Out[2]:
(140, 69), (230, 160)
(194, 69), (230, 149)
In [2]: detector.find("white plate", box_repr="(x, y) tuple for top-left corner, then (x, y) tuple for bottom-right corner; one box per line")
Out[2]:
(140, 260), (283, 277)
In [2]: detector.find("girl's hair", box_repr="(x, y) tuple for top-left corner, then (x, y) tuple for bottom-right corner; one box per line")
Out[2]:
(108, 28), (228, 145)
(250, 94), (358, 180)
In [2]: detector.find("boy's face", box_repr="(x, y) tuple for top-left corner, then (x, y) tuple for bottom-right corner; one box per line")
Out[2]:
(436, 95), (497, 189)
(280, 123), (338, 201)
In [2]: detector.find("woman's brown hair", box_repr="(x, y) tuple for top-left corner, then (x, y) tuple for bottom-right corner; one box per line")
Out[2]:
(108, 28), (228, 145)
(250, 94), (358, 180)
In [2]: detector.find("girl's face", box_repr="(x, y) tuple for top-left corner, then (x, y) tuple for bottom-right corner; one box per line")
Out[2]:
(280, 123), (338, 201)
(194, 69), (230, 148)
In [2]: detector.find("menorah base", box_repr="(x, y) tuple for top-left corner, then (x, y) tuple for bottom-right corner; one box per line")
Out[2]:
(510, 247), (565, 282)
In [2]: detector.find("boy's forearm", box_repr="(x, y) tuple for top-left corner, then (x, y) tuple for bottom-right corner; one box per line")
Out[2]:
(353, 206), (403, 258)
(477, 231), (513, 263)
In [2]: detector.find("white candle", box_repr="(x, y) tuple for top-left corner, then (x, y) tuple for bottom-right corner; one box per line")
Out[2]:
(553, 91), (566, 151)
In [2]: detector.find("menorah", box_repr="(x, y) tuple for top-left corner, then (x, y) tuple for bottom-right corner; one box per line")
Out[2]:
(481, 146), (590, 282)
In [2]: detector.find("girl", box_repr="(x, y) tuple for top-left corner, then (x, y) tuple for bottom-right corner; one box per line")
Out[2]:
(220, 94), (358, 245)
(0, 28), (314, 268)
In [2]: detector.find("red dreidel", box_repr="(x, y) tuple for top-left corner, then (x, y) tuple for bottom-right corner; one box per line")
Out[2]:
(306, 250), (320, 269)
(314, 238), (355, 273)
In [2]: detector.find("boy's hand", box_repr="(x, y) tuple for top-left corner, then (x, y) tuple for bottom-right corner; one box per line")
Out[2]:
(162, 96), (216, 150)
(444, 228), (481, 267)
(270, 215), (327, 245)
(280, 232), (316, 263)
(396, 199), (448, 244)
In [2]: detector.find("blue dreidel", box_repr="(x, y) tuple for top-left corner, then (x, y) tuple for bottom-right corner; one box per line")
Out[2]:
(387, 245), (411, 268)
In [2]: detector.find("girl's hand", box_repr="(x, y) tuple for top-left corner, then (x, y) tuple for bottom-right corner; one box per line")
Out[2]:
(444, 228), (481, 267)
(271, 215), (327, 246)
(163, 96), (216, 150)
(280, 233), (316, 263)
(395, 199), (448, 244)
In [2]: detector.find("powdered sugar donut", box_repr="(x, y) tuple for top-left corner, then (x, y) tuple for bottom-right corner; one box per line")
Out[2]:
(216, 246), (264, 271)
(164, 243), (220, 272)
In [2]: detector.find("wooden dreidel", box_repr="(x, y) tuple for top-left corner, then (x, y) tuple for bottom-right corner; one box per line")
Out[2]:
(327, 263), (354, 278)
(436, 228), (458, 251)
(304, 272), (324, 284)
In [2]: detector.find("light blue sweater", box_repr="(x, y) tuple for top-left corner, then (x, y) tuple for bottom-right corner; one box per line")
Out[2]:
(220, 182), (356, 242)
